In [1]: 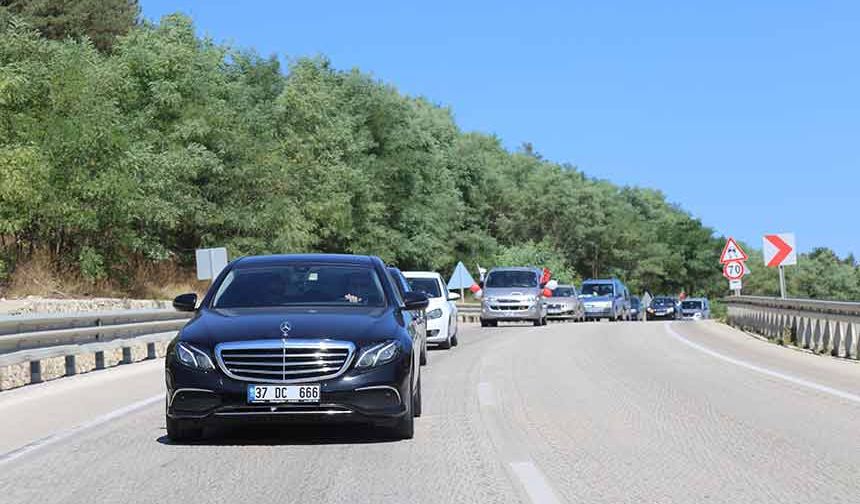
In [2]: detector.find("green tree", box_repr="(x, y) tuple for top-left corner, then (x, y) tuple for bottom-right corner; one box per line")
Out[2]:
(1, 0), (139, 51)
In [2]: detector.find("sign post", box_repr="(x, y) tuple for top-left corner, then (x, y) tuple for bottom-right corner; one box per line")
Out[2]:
(720, 237), (748, 296)
(447, 262), (476, 302)
(196, 247), (228, 282)
(763, 233), (796, 299)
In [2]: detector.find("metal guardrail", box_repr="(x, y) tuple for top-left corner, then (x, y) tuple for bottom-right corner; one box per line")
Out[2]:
(724, 295), (860, 358)
(0, 309), (192, 354)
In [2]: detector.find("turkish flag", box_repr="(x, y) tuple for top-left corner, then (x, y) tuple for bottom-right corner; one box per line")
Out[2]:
(540, 268), (551, 284)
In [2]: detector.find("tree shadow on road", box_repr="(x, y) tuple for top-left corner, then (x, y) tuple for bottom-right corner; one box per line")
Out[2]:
(156, 422), (401, 447)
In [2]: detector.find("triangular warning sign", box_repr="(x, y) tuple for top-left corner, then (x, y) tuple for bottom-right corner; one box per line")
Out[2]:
(720, 237), (748, 264)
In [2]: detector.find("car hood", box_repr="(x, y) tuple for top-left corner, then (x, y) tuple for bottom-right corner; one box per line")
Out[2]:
(483, 287), (540, 298)
(179, 306), (401, 347)
(426, 297), (449, 311)
(547, 296), (577, 303)
(580, 295), (614, 304)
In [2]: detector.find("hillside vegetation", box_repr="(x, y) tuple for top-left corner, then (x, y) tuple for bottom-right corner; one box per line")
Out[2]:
(0, 9), (857, 301)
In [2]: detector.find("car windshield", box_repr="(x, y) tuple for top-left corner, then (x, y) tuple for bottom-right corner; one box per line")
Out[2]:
(651, 297), (676, 307)
(485, 271), (538, 288)
(212, 265), (386, 308)
(407, 277), (442, 298)
(580, 283), (614, 297)
(553, 287), (576, 297)
(682, 300), (704, 310)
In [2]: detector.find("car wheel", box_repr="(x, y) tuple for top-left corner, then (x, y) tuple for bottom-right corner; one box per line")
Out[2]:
(438, 329), (452, 349)
(166, 416), (203, 443)
(419, 339), (428, 365)
(533, 318), (542, 327)
(480, 318), (489, 328)
(451, 332), (459, 347)
(391, 376), (415, 440)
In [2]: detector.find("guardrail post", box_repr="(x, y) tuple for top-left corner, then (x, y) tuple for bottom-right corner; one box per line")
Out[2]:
(146, 342), (156, 360)
(847, 323), (857, 359)
(30, 361), (41, 384)
(95, 318), (103, 341)
(122, 346), (132, 364)
(95, 350), (105, 370)
(65, 355), (76, 376)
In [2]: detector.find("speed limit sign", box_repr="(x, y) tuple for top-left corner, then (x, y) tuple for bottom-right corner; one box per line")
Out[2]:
(723, 260), (745, 281)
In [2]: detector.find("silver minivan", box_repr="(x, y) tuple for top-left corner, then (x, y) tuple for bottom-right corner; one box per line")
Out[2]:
(480, 267), (548, 327)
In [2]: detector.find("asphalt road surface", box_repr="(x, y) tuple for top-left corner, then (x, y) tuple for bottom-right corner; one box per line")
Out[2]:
(2, 320), (860, 503)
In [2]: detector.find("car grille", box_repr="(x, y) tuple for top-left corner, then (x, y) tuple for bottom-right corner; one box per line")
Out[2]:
(489, 304), (530, 311)
(215, 339), (355, 383)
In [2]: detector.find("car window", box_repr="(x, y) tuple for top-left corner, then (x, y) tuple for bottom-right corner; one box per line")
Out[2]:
(650, 297), (676, 307)
(580, 283), (614, 297)
(212, 265), (386, 308)
(485, 271), (538, 288)
(407, 277), (442, 298)
(682, 300), (703, 310)
(553, 287), (576, 297)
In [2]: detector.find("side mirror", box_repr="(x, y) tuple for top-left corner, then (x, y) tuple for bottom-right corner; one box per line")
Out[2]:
(447, 292), (461, 301)
(402, 291), (430, 311)
(173, 293), (198, 312)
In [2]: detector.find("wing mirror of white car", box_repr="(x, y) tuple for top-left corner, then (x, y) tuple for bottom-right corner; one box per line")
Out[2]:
(447, 292), (461, 301)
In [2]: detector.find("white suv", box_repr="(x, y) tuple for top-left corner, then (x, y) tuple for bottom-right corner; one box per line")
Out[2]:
(403, 271), (460, 349)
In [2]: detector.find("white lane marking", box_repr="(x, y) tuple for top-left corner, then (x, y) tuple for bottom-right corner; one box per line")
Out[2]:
(0, 393), (163, 465)
(510, 460), (563, 504)
(666, 324), (860, 405)
(478, 381), (495, 406)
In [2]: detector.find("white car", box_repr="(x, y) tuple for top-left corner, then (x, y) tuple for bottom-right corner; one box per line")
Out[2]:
(404, 271), (460, 349)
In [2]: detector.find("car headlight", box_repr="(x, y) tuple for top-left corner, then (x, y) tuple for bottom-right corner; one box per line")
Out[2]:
(356, 340), (400, 369)
(666, 307), (674, 313)
(525, 295), (537, 303)
(427, 308), (443, 319)
(176, 342), (215, 371)
(647, 307), (655, 313)
(483, 296), (496, 304)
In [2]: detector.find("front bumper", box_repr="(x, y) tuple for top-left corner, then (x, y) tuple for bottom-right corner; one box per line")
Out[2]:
(481, 301), (542, 321)
(583, 306), (613, 319)
(166, 353), (410, 425)
(425, 316), (449, 343)
(547, 304), (576, 318)
(646, 311), (676, 320)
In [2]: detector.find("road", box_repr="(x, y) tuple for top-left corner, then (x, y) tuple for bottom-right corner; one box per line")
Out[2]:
(2, 320), (860, 503)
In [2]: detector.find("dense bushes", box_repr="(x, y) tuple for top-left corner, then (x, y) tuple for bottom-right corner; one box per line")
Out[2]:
(0, 13), (856, 300)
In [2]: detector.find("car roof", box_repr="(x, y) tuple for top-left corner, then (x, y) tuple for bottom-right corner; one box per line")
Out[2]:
(233, 254), (378, 268)
(488, 266), (541, 272)
(582, 278), (619, 283)
(403, 271), (442, 279)
(684, 297), (708, 302)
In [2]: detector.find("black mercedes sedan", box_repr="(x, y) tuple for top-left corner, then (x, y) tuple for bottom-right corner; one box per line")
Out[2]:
(165, 254), (428, 441)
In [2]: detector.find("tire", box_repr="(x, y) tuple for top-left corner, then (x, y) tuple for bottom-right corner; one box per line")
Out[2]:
(413, 374), (422, 418)
(451, 333), (459, 347)
(533, 318), (542, 327)
(391, 375), (415, 440)
(419, 339), (428, 365)
(438, 329), (452, 349)
(480, 319), (489, 328)
(166, 416), (203, 442)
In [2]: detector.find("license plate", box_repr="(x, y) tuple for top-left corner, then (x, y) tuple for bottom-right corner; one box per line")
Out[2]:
(247, 384), (320, 403)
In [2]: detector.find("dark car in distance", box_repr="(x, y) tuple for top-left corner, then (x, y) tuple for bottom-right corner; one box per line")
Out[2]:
(646, 296), (681, 321)
(165, 254), (429, 442)
(629, 296), (642, 321)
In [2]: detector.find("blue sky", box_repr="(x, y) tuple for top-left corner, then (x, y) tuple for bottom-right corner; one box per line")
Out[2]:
(142, 1), (860, 258)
